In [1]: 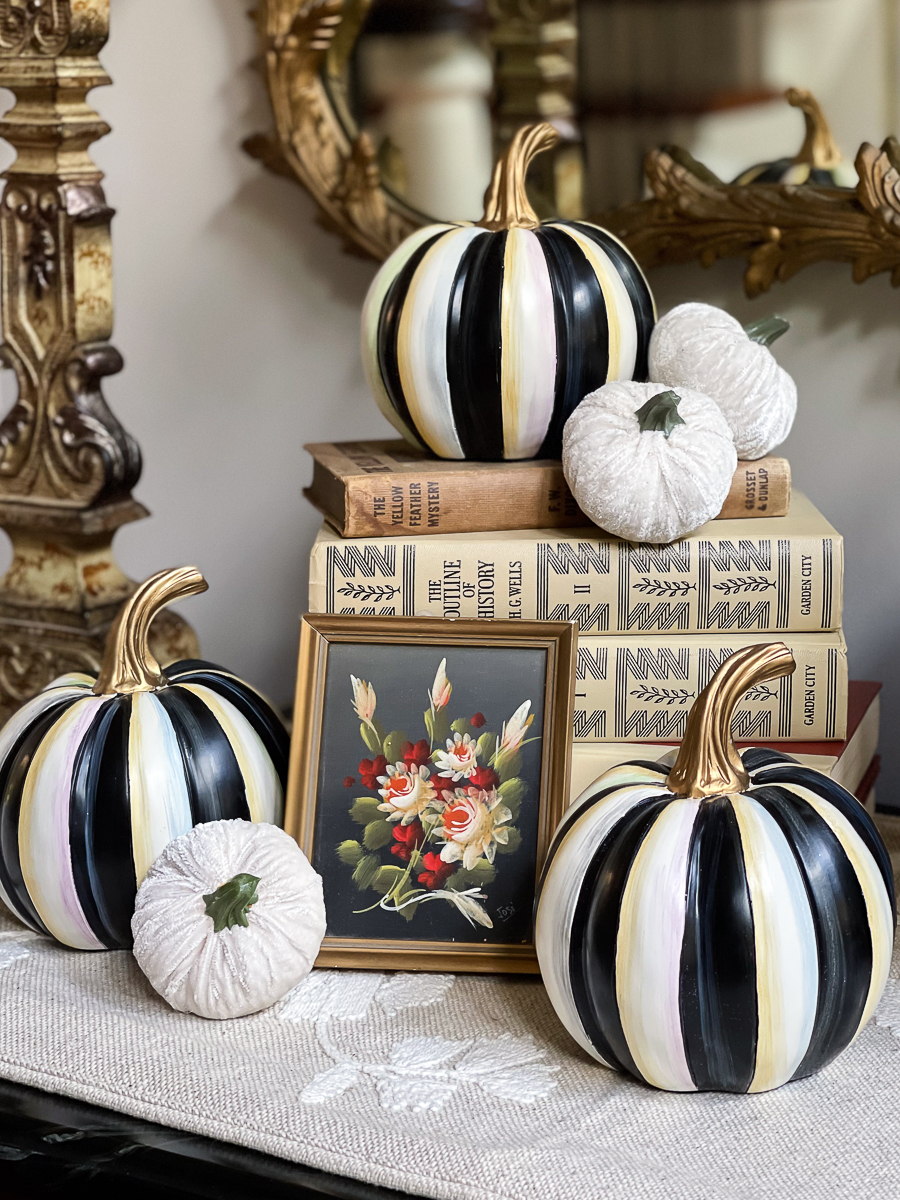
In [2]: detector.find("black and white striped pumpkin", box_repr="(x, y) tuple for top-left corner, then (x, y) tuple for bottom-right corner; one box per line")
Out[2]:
(361, 123), (656, 461)
(732, 88), (844, 187)
(0, 568), (289, 951)
(536, 644), (895, 1094)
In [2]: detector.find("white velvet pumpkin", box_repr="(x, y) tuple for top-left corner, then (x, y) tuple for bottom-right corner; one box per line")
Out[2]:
(132, 820), (326, 1020)
(562, 381), (737, 543)
(648, 302), (797, 460)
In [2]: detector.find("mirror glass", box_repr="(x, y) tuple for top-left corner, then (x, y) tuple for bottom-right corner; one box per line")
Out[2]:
(326, 0), (894, 223)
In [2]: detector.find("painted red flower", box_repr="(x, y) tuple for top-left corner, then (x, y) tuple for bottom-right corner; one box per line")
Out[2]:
(359, 754), (387, 791)
(471, 712), (486, 728)
(431, 772), (456, 796)
(343, 776), (355, 788)
(391, 819), (425, 862)
(402, 739), (431, 769)
(418, 851), (457, 890)
(469, 765), (499, 790)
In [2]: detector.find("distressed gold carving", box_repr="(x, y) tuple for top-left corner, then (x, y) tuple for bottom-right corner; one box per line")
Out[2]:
(0, 0), (198, 724)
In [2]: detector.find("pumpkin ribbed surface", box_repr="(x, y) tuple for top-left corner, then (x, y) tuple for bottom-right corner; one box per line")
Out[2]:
(0, 660), (289, 951)
(536, 747), (896, 1093)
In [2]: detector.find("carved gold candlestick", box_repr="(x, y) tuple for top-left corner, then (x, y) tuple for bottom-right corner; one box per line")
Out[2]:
(0, 0), (197, 723)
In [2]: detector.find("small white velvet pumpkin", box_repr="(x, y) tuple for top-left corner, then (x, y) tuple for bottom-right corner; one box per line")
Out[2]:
(562, 381), (737, 543)
(132, 820), (326, 1020)
(648, 302), (797, 460)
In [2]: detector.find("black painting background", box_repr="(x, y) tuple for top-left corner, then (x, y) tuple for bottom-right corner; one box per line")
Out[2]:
(314, 643), (548, 944)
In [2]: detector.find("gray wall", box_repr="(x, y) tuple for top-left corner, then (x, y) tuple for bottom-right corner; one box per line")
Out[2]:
(1, 0), (898, 801)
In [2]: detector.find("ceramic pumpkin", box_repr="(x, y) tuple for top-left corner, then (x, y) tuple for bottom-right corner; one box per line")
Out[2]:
(0, 567), (289, 951)
(361, 122), (656, 461)
(536, 643), (895, 1094)
(562, 382), (736, 543)
(732, 89), (845, 187)
(133, 819), (326, 1019)
(648, 302), (797, 460)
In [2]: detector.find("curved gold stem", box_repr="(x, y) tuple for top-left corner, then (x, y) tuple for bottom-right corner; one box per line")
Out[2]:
(787, 88), (842, 170)
(666, 643), (795, 799)
(478, 122), (560, 232)
(93, 566), (208, 696)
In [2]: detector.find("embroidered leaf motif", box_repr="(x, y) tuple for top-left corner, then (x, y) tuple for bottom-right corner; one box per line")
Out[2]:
(375, 972), (455, 1016)
(277, 970), (386, 1022)
(389, 1036), (471, 1072)
(455, 1035), (559, 1104)
(630, 686), (694, 706)
(712, 576), (776, 595)
(376, 1074), (459, 1112)
(632, 578), (697, 597)
(300, 1064), (361, 1104)
(337, 583), (400, 603)
(0, 941), (31, 970)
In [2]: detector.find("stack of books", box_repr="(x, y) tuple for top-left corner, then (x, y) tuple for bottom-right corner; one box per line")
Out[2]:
(304, 439), (878, 813)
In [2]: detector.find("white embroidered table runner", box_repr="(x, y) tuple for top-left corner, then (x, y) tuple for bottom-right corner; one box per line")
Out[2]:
(1, 817), (899, 1200)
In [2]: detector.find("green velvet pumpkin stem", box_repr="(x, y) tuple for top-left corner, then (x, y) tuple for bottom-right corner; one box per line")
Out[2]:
(744, 315), (790, 346)
(203, 873), (261, 933)
(634, 390), (686, 439)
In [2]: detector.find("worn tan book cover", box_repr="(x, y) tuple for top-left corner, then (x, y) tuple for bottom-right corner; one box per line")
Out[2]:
(304, 439), (791, 537)
(570, 631), (846, 742)
(309, 493), (842, 635)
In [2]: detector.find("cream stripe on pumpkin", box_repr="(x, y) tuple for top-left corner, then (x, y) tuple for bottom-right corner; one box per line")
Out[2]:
(181, 684), (283, 825)
(19, 696), (108, 951)
(128, 692), (193, 886)
(785, 784), (894, 1038)
(568, 763), (669, 816)
(551, 224), (638, 380)
(396, 225), (483, 460)
(730, 794), (819, 1093)
(536, 783), (668, 1067)
(360, 223), (455, 447)
(615, 798), (699, 1092)
(500, 228), (557, 459)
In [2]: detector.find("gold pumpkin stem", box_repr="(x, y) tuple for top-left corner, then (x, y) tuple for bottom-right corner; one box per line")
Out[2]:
(787, 88), (842, 170)
(478, 122), (560, 231)
(93, 566), (209, 696)
(666, 643), (795, 799)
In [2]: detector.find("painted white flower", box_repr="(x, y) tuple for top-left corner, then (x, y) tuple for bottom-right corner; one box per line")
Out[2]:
(498, 699), (533, 757)
(438, 787), (512, 870)
(429, 657), (452, 711)
(433, 732), (479, 781)
(350, 674), (377, 727)
(377, 763), (437, 824)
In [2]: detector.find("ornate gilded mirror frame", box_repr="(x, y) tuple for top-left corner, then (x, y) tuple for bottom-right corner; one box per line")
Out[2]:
(248, 0), (900, 296)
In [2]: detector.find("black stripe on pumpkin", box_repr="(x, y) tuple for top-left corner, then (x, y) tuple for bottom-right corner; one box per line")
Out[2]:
(555, 220), (656, 382)
(81, 696), (137, 949)
(377, 230), (448, 440)
(158, 686), (251, 825)
(0, 699), (79, 934)
(679, 797), (758, 1093)
(739, 747), (799, 773)
(569, 796), (669, 1081)
(751, 785), (873, 1079)
(161, 662), (289, 790)
(445, 229), (505, 460)
(534, 226), (610, 458)
(748, 763), (896, 924)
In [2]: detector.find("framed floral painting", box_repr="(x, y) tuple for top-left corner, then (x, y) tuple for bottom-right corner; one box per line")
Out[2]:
(286, 615), (576, 973)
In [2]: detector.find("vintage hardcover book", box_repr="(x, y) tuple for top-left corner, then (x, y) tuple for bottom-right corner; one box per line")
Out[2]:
(570, 631), (847, 742)
(304, 439), (791, 537)
(309, 492), (843, 635)
(569, 680), (878, 795)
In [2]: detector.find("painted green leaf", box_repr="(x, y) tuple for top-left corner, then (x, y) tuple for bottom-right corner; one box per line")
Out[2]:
(431, 710), (450, 748)
(372, 865), (405, 895)
(496, 750), (521, 783)
(476, 731), (497, 761)
(352, 853), (381, 891)
(498, 777), (525, 819)
(448, 859), (497, 890)
(336, 839), (363, 866)
(450, 717), (470, 736)
(360, 722), (383, 755)
(424, 708), (434, 745)
(382, 730), (407, 764)
(350, 796), (382, 825)
(495, 826), (522, 855)
(398, 901), (419, 921)
(363, 818), (394, 850)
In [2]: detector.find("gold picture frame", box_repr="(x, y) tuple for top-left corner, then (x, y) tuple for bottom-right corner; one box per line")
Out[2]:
(286, 613), (577, 973)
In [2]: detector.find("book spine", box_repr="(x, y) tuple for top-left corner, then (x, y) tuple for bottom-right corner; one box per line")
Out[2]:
(309, 527), (843, 634)
(571, 634), (847, 742)
(324, 458), (789, 537)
